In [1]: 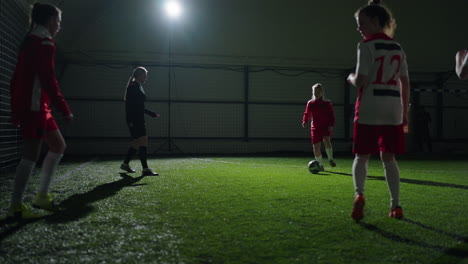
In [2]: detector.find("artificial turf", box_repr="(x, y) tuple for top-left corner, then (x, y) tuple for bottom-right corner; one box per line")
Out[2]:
(0, 155), (467, 263)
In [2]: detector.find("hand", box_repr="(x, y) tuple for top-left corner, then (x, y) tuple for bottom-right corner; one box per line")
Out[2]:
(302, 122), (306, 128)
(63, 113), (74, 123)
(403, 113), (409, 126)
(347, 73), (356, 84)
(456, 50), (468, 63)
(150, 112), (160, 118)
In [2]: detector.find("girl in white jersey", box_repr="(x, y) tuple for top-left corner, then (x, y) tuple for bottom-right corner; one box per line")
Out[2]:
(347, 0), (410, 221)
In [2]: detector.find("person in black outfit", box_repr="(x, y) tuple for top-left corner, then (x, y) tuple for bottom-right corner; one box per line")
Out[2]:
(414, 106), (432, 152)
(120, 67), (159, 176)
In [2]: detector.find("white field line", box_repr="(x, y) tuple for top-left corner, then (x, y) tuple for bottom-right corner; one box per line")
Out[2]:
(52, 157), (98, 183)
(191, 158), (468, 174)
(191, 158), (304, 168)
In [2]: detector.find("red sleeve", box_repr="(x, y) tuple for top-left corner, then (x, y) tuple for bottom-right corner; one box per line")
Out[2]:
(38, 39), (71, 116)
(302, 101), (312, 123)
(328, 102), (335, 127)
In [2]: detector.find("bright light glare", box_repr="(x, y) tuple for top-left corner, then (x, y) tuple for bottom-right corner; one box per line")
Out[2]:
(165, 1), (182, 18)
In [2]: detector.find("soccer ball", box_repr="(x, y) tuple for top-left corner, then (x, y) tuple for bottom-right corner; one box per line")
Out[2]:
(308, 160), (321, 174)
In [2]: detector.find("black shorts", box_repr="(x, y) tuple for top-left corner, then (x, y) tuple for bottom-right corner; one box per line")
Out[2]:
(127, 122), (146, 139)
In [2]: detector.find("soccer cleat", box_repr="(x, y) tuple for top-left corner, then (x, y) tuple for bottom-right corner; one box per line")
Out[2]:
(7, 203), (41, 220)
(120, 163), (136, 173)
(388, 206), (404, 219)
(32, 193), (62, 211)
(319, 164), (325, 171)
(351, 194), (365, 221)
(142, 168), (159, 176)
(329, 160), (336, 167)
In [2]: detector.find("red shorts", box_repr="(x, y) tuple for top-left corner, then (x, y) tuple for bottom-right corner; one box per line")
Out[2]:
(353, 123), (405, 155)
(19, 112), (59, 139)
(311, 128), (332, 144)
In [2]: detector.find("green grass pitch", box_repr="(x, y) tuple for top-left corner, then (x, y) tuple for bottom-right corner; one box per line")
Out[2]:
(1, 155), (467, 263)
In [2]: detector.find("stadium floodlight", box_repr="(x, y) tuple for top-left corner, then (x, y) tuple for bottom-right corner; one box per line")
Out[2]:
(165, 1), (182, 19)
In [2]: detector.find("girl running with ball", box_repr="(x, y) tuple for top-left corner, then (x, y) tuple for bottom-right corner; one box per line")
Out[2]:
(302, 83), (336, 171)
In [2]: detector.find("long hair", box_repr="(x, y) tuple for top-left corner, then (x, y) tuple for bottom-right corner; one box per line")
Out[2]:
(20, 3), (61, 50)
(312, 83), (326, 101)
(123, 67), (148, 100)
(355, 0), (396, 38)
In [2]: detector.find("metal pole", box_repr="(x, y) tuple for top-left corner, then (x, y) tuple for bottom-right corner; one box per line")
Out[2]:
(244, 66), (249, 141)
(168, 23), (172, 151)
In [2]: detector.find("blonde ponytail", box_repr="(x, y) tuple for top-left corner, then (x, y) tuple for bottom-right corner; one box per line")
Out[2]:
(123, 67), (148, 100)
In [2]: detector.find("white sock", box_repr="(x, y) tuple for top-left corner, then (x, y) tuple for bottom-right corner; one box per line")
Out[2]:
(315, 155), (323, 166)
(37, 151), (63, 194)
(352, 156), (368, 195)
(11, 158), (36, 207)
(325, 147), (334, 160)
(383, 160), (400, 208)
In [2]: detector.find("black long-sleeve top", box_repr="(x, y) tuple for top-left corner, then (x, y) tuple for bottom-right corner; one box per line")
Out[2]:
(125, 81), (155, 124)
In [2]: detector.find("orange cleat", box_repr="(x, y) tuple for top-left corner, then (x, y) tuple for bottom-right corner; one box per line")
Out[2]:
(389, 206), (404, 219)
(351, 194), (365, 221)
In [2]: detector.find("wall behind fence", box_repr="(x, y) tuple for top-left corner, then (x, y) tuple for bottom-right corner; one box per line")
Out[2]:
(59, 62), (353, 155)
(58, 62), (468, 155)
(0, 0), (29, 171)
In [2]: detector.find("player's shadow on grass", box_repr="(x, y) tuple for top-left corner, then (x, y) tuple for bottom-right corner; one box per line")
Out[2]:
(45, 173), (147, 224)
(0, 174), (147, 242)
(403, 218), (467, 241)
(402, 218), (468, 261)
(359, 221), (468, 259)
(327, 171), (468, 190)
(0, 217), (46, 243)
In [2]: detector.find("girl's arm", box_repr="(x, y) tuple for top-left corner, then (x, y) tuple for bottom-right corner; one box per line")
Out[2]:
(302, 101), (311, 128)
(347, 73), (369, 89)
(400, 76), (410, 125)
(38, 39), (71, 117)
(145, 109), (160, 118)
(456, 50), (468, 80)
(328, 102), (335, 131)
(348, 42), (370, 89)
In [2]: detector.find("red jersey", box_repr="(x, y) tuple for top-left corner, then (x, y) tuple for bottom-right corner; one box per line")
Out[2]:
(302, 98), (335, 130)
(10, 26), (71, 126)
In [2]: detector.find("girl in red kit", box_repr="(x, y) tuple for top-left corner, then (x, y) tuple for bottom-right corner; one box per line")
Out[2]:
(302, 83), (336, 170)
(7, 3), (73, 219)
(347, 0), (410, 221)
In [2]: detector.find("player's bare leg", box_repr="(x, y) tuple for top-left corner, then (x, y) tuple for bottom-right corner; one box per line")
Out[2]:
(22, 139), (43, 162)
(323, 136), (336, 167)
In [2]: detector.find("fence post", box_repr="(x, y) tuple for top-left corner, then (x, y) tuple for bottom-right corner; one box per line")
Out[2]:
(244, 66), (249, 141)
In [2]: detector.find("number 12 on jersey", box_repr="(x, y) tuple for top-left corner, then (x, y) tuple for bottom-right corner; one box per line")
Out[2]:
(372, 55), (401, 85)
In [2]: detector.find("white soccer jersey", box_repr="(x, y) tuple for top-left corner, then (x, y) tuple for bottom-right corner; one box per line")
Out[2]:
(354, 33), (409, 125)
